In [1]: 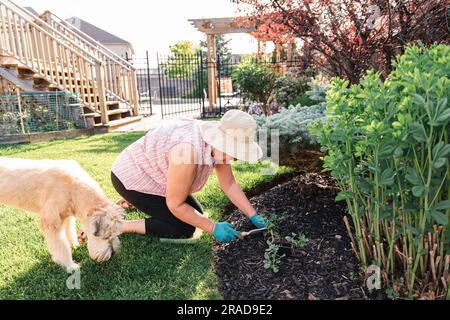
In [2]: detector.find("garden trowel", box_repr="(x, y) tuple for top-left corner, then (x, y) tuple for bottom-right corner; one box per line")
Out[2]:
(240, 227), (268, 238)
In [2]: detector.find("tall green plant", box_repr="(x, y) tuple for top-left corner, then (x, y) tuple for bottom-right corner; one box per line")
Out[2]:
(310, 45), (450, 299)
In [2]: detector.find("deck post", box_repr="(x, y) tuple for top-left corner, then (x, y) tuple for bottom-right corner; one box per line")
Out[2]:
(207, 34), (217, 113)
(131, 68), (139, 116)
(95, 62), (109, 125)
(16, 88), (25, 134)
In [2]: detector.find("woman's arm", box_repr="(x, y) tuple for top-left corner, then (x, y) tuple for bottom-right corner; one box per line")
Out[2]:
(165, 143), (216, 234)
(215, 163), (257, 219)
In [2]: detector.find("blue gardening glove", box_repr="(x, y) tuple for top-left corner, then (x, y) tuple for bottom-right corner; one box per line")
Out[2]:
(212, 222), (241, 243)
(249, 214), (269, 229)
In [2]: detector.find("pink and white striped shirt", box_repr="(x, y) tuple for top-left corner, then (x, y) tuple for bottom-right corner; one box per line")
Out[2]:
(112, 118), (216, 196)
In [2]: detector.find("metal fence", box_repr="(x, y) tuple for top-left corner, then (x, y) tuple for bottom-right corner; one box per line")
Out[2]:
(156, 52), (206, 118)
(0, 92), (86, 135)
(129, 52), (315, 119)
(216, 54), (315, 112)
(125, 52), (153, 116)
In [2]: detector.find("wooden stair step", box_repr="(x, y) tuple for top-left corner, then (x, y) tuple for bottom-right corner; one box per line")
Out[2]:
(1, 58), (34, 71)
(33, 76), (51, 85)
(48, 84), (65, 91)
(33, 74), (49, 79)
(94, 116), (143, 129)
(0, 67), (36, 92)
(1, 63), (20, 69)
(83, 109), (129, 118)
(83, 112), (101, 118)
(17, 69), (35, 76)
(0, 56), (20, 65)
(5, 65), (34, 74)
(17, 65), (34, 71)
(107, 108), (132, 116)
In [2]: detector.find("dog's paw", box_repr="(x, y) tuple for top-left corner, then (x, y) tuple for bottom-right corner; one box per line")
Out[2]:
(116, 198), (135, 210)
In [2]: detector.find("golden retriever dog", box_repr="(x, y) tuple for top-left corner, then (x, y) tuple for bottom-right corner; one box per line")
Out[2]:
(0, 157), (124, 271)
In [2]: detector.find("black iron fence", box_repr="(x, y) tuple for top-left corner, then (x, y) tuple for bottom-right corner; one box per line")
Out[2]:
(129, 51), (314, 119)
(216, 54), (316, 113)
(156, 52), (206, 118)
(125, 52), (153, 116)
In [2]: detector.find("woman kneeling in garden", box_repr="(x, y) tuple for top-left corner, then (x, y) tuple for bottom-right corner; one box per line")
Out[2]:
(111, 110), (269, 243)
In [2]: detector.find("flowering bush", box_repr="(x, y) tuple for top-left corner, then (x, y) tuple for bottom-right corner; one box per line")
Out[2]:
(246, 101), (279, 116)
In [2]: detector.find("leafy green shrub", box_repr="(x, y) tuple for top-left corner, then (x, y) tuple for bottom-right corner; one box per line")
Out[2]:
(272, 72), (308, 108)
(272, 74), (328, 108)
(280, 81), (329, 108)
(42, 123), (58, 132)
(310, 45), (450, 298)
(288, 93), (316, 107)
(232, 62), (277, 116)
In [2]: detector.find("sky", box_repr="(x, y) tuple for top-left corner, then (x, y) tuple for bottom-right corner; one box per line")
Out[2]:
(13, 0), (263, 64)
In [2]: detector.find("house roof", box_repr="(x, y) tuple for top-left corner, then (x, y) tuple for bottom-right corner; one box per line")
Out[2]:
(66, 17), (130, 45)
(24, 7), (40, 17)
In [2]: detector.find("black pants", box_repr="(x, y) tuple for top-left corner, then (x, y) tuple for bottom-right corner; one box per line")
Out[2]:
(111, 172), (204, 238)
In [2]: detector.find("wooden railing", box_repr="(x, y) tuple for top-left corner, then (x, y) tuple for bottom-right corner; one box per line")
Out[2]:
(38, 11), (138, 114)
(0, 0), (139, 124)
(40, 11), (133, 67)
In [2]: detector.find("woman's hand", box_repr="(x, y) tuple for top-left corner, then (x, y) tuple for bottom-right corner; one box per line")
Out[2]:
(249, 214), (269, 229)
(212, 222), (241, 243)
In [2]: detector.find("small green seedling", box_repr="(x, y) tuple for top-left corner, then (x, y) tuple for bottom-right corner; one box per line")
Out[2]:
(386, 287), (401, 300)
(263, 216), (286, 273)
(264, 242), (285, 273)
(260, 213), (304, 274)
(285, 232), (309, 249)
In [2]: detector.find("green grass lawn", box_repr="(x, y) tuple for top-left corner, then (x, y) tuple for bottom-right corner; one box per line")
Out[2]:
(0, 133), (291, 300)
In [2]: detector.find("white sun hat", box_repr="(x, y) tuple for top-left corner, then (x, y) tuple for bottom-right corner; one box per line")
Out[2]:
(199, 110), (263, 163)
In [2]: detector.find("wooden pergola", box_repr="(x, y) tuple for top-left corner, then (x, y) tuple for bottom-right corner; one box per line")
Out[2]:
(189, 16), (297, 112)
(189, 17), (257, 111)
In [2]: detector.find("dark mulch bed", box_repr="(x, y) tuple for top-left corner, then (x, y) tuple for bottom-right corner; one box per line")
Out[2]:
(213, 172), (371, 300)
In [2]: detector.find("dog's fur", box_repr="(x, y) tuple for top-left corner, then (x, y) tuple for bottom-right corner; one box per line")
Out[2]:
(0, 157), (124, 271)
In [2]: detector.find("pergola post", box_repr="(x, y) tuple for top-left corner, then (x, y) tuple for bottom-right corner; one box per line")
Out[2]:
(257, 39), (261, 63)
(189, 17), (258, 114)
(287, 41), (295, 63)
(207, 34), (217, 113)
(275, 43), (283, 63)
